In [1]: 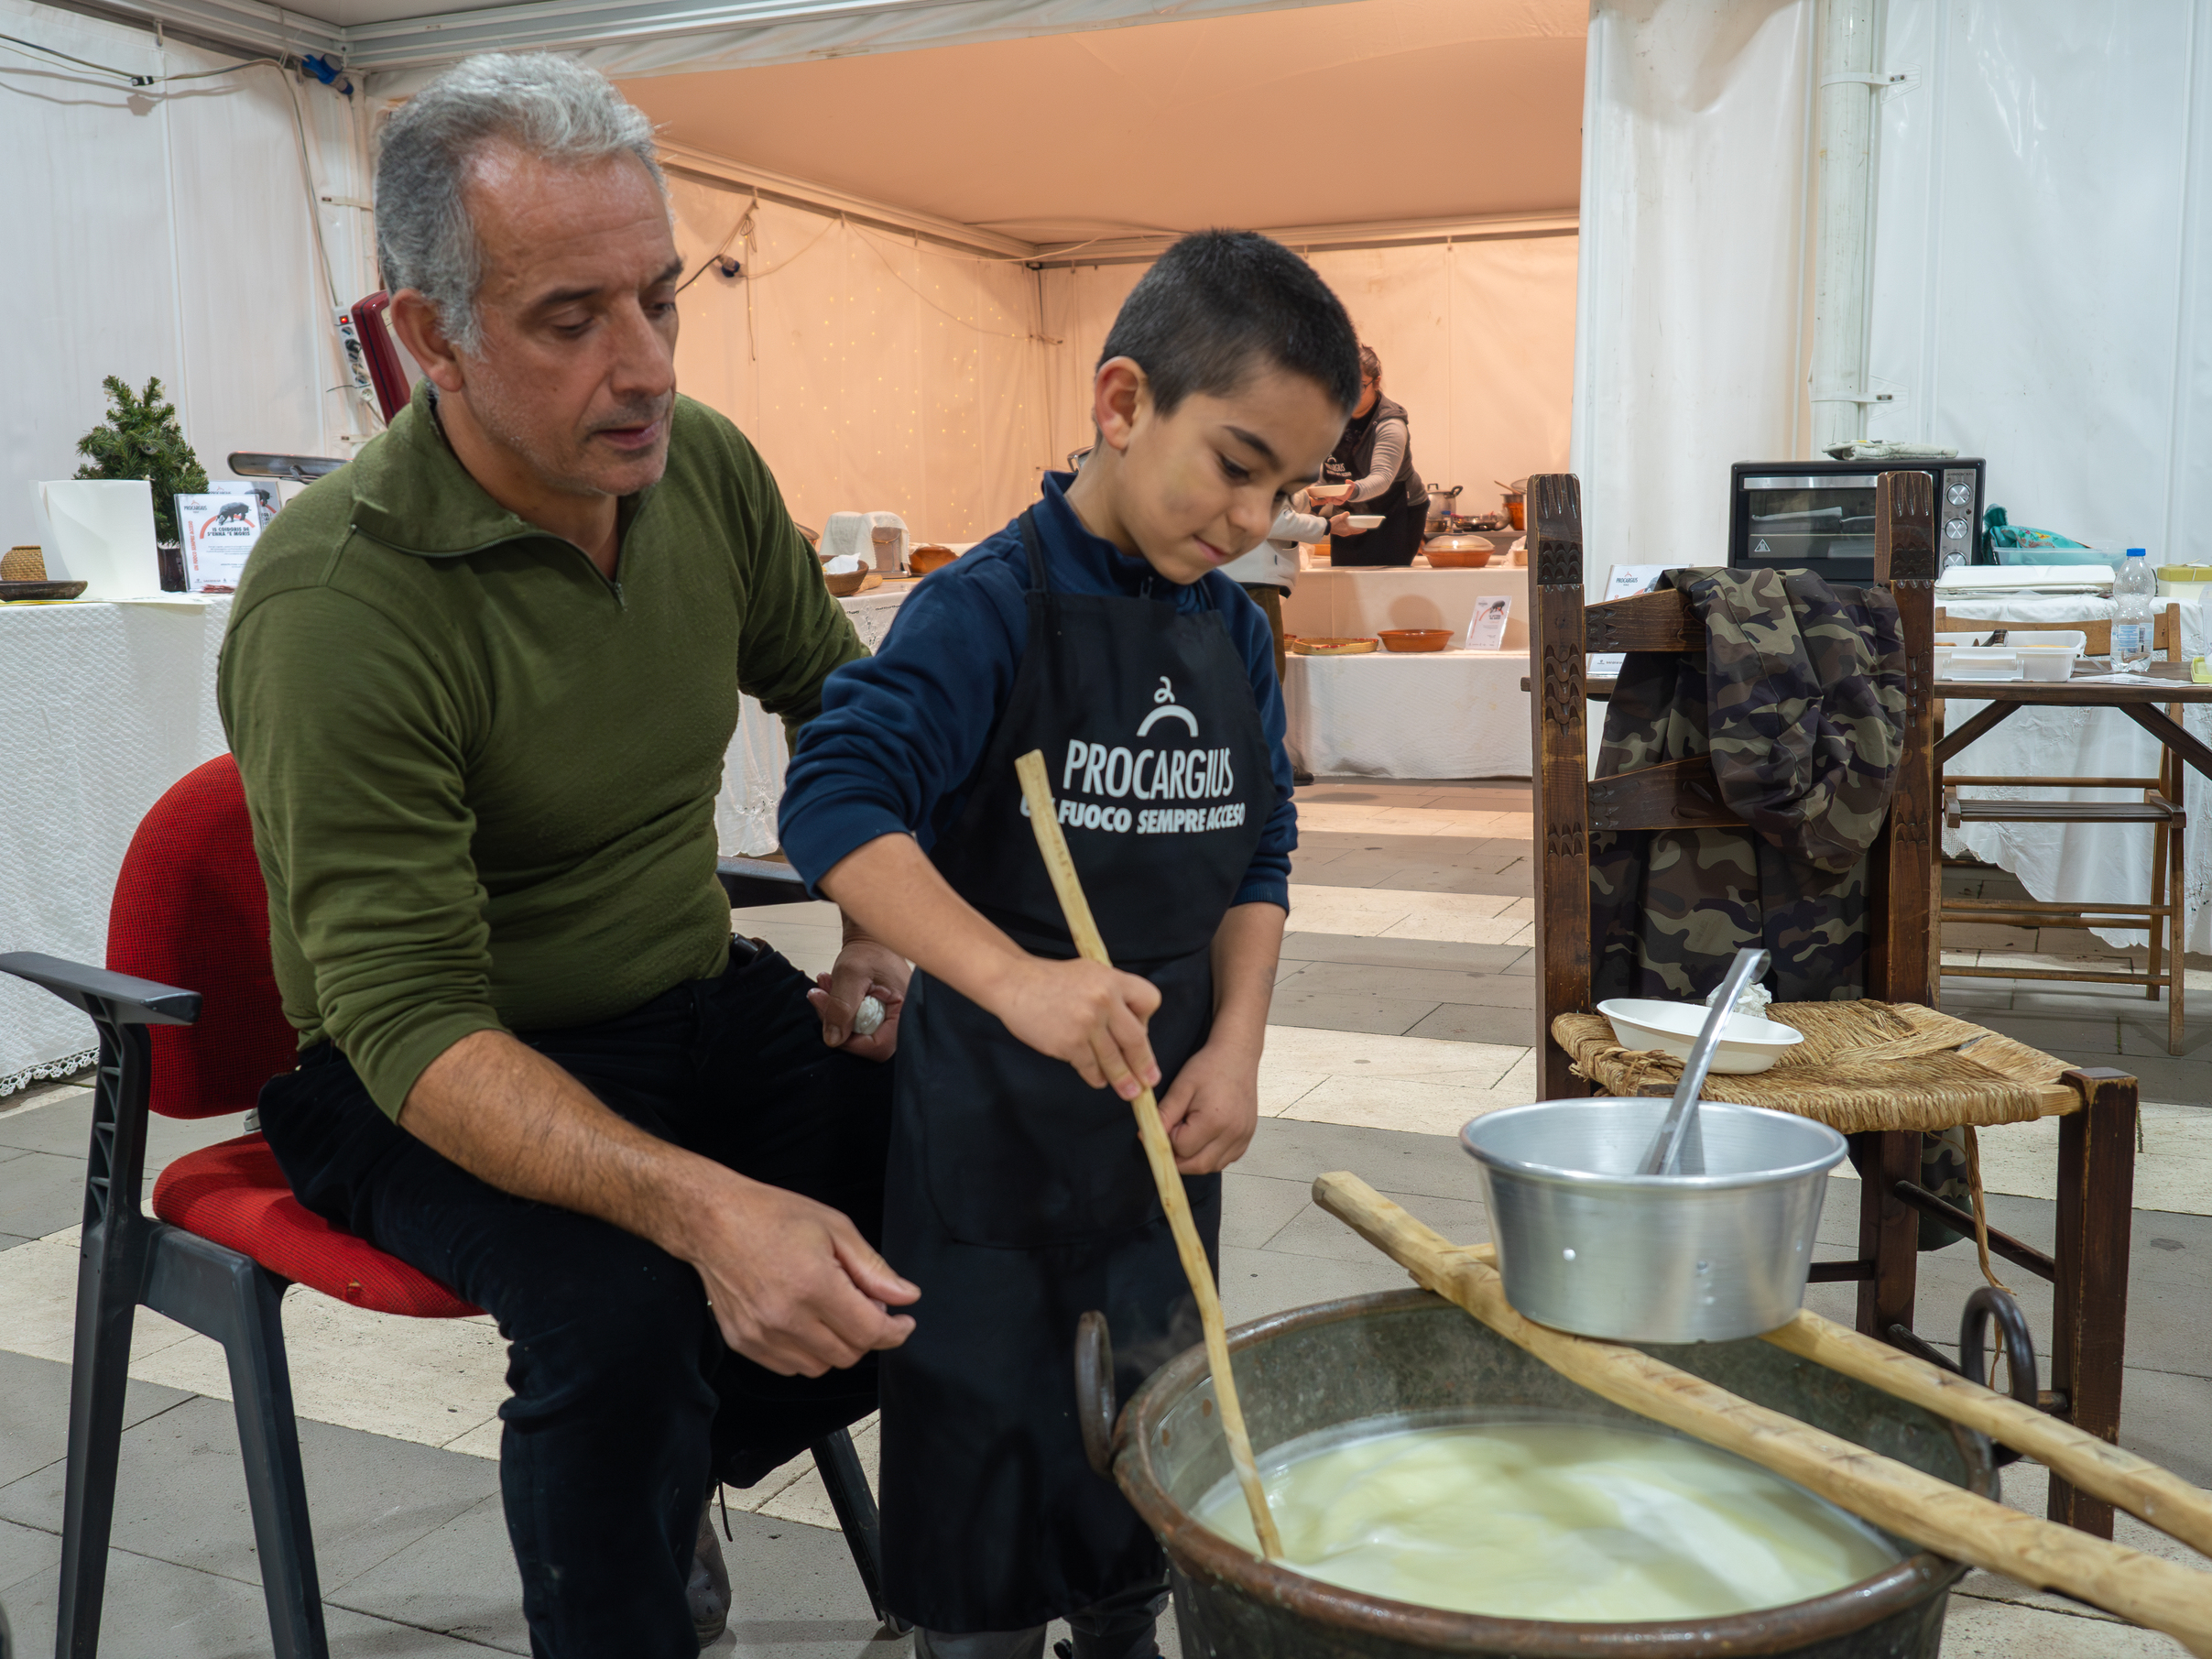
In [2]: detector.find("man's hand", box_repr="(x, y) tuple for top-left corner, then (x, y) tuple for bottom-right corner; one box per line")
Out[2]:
(809, 934), (910, 1059)
(1154, 1034), (1262, 1173)
(678, 1168), (919, 1375)
(401, 1031), (917, 1376)
(991, 955), (1162, 1099)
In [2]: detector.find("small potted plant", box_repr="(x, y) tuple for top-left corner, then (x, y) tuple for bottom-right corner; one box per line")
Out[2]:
(73, 377), (207, 591)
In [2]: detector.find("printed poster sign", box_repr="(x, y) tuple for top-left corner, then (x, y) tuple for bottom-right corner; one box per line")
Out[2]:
(174, 493), (261, 592)
(1465, 595), (1512, 651)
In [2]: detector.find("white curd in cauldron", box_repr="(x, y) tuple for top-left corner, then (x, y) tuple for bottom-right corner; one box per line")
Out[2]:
(1196, 1416), (1900, 1621)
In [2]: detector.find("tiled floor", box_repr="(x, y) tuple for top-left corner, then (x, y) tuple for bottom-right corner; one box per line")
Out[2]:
(0, 777), (2207, 1656)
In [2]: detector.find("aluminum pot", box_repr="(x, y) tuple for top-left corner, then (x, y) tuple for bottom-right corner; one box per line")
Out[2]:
(1460, 1098), (1848, 1343)
(1094, 1290), (1989, 1659)
(1423, 484), (1463, 529)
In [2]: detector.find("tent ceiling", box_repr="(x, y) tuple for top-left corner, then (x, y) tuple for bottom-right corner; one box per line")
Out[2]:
(622, 0), (1585, 245)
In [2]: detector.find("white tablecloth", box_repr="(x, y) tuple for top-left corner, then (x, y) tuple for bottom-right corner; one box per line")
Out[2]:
(0, 584), (914, 1097)
(1284, 649), (1531, 780)
(1936, 595), (2212, 951)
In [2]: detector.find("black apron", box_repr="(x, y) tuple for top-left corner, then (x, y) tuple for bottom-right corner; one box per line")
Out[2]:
(878, 510), (1273, 1632)
(1325, 391), (1427, 567)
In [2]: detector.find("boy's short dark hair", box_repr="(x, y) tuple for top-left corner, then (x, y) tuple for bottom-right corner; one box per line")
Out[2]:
(1097, 231), (1360, 416)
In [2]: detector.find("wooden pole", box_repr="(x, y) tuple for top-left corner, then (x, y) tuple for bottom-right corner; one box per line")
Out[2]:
(1013, 750), (1284, 1561)
(1762, 1304), (2212, 1559)
(1312, 1171), (2212, 1656)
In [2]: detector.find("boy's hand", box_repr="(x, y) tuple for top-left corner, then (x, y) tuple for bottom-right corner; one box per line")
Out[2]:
(992, 956), (1161, 1099)
(1329, 511), (1367, 537)
(811, 936), (909, 1058)
(1155, 1034), (1261, 1173)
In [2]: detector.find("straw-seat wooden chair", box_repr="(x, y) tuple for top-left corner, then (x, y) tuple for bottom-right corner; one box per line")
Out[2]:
(1934, 605), (2188, 1052)
(1526, 470), (2141, 1538)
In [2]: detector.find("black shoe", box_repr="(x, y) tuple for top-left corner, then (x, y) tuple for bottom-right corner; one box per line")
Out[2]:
(691, 1496), (731, 1649)
(1292, 769), (1314, 786)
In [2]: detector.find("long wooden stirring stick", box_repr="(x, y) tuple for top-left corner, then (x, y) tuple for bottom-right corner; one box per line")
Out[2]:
(1013, 749), (1285, 1561)
(1313, 1171), (2212, 1657)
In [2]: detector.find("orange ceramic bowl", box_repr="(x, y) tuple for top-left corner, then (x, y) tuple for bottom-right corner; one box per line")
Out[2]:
(1422, 540), (1493, 568)
(1378, 628), (1455, 652)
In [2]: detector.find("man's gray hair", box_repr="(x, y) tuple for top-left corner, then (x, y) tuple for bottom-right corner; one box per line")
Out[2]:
(376, 52), (664, 355)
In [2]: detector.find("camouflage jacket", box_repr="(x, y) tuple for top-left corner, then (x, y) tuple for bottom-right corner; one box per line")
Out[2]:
(1590, 568), (1907, 1003)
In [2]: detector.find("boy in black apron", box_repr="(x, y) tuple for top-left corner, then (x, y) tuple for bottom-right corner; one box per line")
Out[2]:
(777, 232), (1360, 1659)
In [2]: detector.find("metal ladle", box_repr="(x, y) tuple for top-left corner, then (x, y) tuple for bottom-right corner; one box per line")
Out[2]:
(1638, 947), (1771, 1176)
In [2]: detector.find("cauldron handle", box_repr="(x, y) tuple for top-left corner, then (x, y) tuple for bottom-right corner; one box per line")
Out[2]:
(1075, 1310), (1117, 1479)
(1958, 1285), (2040, 1468)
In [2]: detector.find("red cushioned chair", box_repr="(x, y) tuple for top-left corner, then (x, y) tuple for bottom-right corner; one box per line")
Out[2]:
(2, 755), (893, 1658)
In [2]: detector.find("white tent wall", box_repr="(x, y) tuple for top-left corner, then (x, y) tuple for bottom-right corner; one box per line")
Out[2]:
(1855, 0), (2212, 953)
(1038, 234), (1580, 507)
(1571, 0), (1817, 588)
(0, 0), (376, 552)
(667, 171), (1052, 540)
(1864, 0), (2212, 558)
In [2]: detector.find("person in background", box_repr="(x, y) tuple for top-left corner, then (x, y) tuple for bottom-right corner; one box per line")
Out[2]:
(1311, 344), (1425, 566)
(1218, 491), (1325, 682)
(1220, 495), (1325, 785)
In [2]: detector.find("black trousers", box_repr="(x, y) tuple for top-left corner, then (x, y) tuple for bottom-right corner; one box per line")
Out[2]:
(256, 940), (894, 1659)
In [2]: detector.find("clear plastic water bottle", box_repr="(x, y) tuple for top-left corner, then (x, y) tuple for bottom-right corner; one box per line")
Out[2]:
(2112, 549), (2155, 671)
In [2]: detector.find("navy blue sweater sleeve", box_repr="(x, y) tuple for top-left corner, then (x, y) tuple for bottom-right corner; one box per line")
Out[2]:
(1199, 572), (1296, 911)
(777, 538), (1030, 892)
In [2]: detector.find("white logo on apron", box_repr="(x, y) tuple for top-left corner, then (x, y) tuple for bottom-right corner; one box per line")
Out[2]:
(1135, 675), (1199, 737)
(1043, 685), (1244, 837)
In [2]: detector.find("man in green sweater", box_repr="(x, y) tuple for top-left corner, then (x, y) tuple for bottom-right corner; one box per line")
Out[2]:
(218, 54), (914, 1657)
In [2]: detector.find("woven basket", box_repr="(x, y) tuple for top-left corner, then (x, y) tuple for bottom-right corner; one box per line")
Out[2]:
(3, 546), (46, 582)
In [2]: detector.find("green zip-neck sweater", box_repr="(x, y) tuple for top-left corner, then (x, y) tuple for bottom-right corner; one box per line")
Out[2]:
(218, 384), (864, 1119)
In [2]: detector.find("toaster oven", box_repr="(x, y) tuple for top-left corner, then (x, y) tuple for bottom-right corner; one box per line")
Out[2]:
(1728, 458), (1984, 584)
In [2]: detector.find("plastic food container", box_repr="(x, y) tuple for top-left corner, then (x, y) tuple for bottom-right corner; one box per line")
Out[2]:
(1346, 514), (1384, 530)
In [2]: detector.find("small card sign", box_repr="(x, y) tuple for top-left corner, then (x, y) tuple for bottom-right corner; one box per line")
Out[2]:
(174, 493), (262, 592)
(1589, 564), (1669, 676)
(1466, 595), (1512, 651)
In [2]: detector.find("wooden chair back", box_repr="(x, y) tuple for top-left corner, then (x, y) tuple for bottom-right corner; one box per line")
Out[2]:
(1528, 473), (1938, 1097)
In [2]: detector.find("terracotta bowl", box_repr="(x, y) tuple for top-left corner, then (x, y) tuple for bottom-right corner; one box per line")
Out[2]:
(1378, 628), (1454, 653)
(909, 543), (959, 576)
(1423, 542), (1493, 568)
(824, 568), (881, 597)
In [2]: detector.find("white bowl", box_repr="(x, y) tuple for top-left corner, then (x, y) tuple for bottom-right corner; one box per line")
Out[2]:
(1345, 514), (1384, 529)
(1596, 999), (1806, 1075)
